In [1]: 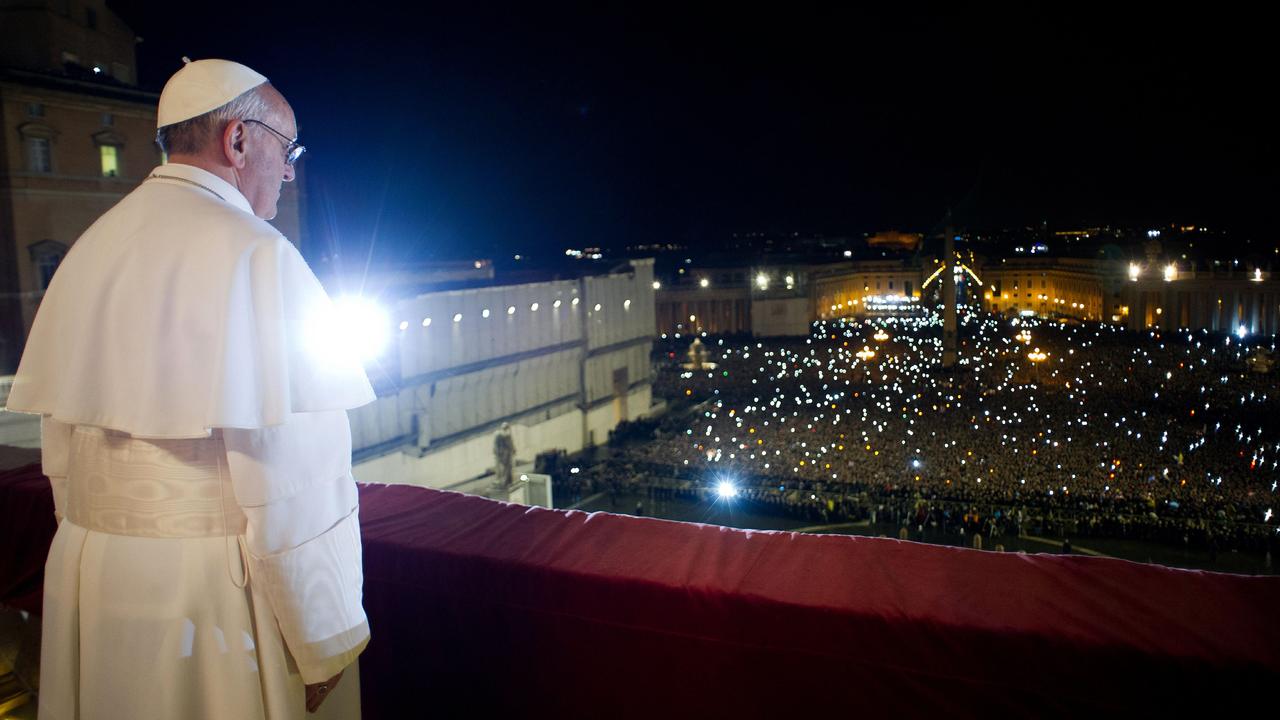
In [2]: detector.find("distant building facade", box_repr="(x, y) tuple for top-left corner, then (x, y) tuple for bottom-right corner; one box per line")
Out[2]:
(976, 257), (1120, 322)
(349, 259), (658, 490)
(656, 252), (1278, 337)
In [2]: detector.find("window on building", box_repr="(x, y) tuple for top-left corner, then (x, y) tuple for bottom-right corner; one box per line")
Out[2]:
(101, 113), (114, 127)
(29, 240), (68, 290)
(27, 103), (44, 118)
(61, 50), (80, 66)
(26, 137), (52, 173)
(100, 145), (119, 177)
(888, 281), (894, 290)
(86, 7), (97, 28)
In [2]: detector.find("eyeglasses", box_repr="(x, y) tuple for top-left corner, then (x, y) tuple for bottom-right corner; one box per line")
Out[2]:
(244, 119), (306, 165)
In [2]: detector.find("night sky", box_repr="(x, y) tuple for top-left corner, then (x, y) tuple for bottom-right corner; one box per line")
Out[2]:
(106, 3), (1275, 262)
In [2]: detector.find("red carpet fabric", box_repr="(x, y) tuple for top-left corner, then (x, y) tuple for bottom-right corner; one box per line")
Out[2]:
(4, 464), (1278, 716)
(0, 463), (57, 614)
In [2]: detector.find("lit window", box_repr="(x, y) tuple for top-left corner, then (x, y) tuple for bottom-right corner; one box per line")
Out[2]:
(100, 145), (119, 177)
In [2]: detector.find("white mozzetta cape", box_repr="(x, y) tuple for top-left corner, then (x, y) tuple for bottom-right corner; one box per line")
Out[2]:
(6, 163), (375, 436)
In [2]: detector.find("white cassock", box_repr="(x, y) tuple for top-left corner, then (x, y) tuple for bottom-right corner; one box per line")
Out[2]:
(5, 163), (377, 719)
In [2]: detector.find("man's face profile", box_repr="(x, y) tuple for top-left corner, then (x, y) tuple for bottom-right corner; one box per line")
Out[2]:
(239, 86), (297, 221)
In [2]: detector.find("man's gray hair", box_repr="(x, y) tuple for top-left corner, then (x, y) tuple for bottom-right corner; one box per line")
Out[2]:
(155, 84), (274, 155)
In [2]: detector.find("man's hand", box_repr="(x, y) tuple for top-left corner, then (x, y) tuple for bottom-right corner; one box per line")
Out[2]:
(305, 669), (344, 714)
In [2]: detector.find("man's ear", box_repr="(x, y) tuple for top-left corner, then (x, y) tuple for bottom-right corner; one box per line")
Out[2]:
(222, 120), (248, 169)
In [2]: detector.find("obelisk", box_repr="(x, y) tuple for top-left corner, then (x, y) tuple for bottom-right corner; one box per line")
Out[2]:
(942, 226), (957, 369)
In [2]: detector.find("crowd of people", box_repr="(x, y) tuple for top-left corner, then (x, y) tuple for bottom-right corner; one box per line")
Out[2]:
(579, 308), (1280, 561)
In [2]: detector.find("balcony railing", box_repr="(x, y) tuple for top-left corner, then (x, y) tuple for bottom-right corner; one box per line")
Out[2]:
(2, 463), (1278, 716)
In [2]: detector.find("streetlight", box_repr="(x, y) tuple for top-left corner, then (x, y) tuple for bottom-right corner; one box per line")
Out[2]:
(1026, 347), (1047, 383)
(873, 329), (890, 343)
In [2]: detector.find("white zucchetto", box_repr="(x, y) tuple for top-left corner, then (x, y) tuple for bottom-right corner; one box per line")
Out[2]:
(157, 57), (268, 128)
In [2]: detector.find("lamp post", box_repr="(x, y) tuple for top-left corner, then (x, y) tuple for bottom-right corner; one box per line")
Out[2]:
(1026, 347), (1047, 384)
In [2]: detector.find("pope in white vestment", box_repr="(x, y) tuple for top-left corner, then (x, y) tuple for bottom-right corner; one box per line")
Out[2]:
(4, 60), (374, 719)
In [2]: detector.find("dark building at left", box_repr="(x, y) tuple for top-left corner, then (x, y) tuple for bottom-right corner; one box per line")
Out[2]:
(0, 0), (303, 374)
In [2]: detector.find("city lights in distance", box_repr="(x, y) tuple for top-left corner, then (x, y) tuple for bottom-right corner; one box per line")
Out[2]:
(507, 306), (516, 315)
(422, 317), (431, 327)
(482, 308), (490, 318)
(1129, 263), (1141, 281)
(653, 280), (661, 290)
(453, 313), (462, 323)
(1163, 263), (1177, 282)
(700, 278), (710, 288)
(716, 481), (738, 499)
(398, 320), (408, 331)
(553, 300), (562, 308)
(530, 302), (539, 311)
(756, 272), (770, 290)
(1237, 325), (1248, 339)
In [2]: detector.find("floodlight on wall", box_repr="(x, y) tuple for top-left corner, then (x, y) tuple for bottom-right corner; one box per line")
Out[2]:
(310, 295), (390, 363)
